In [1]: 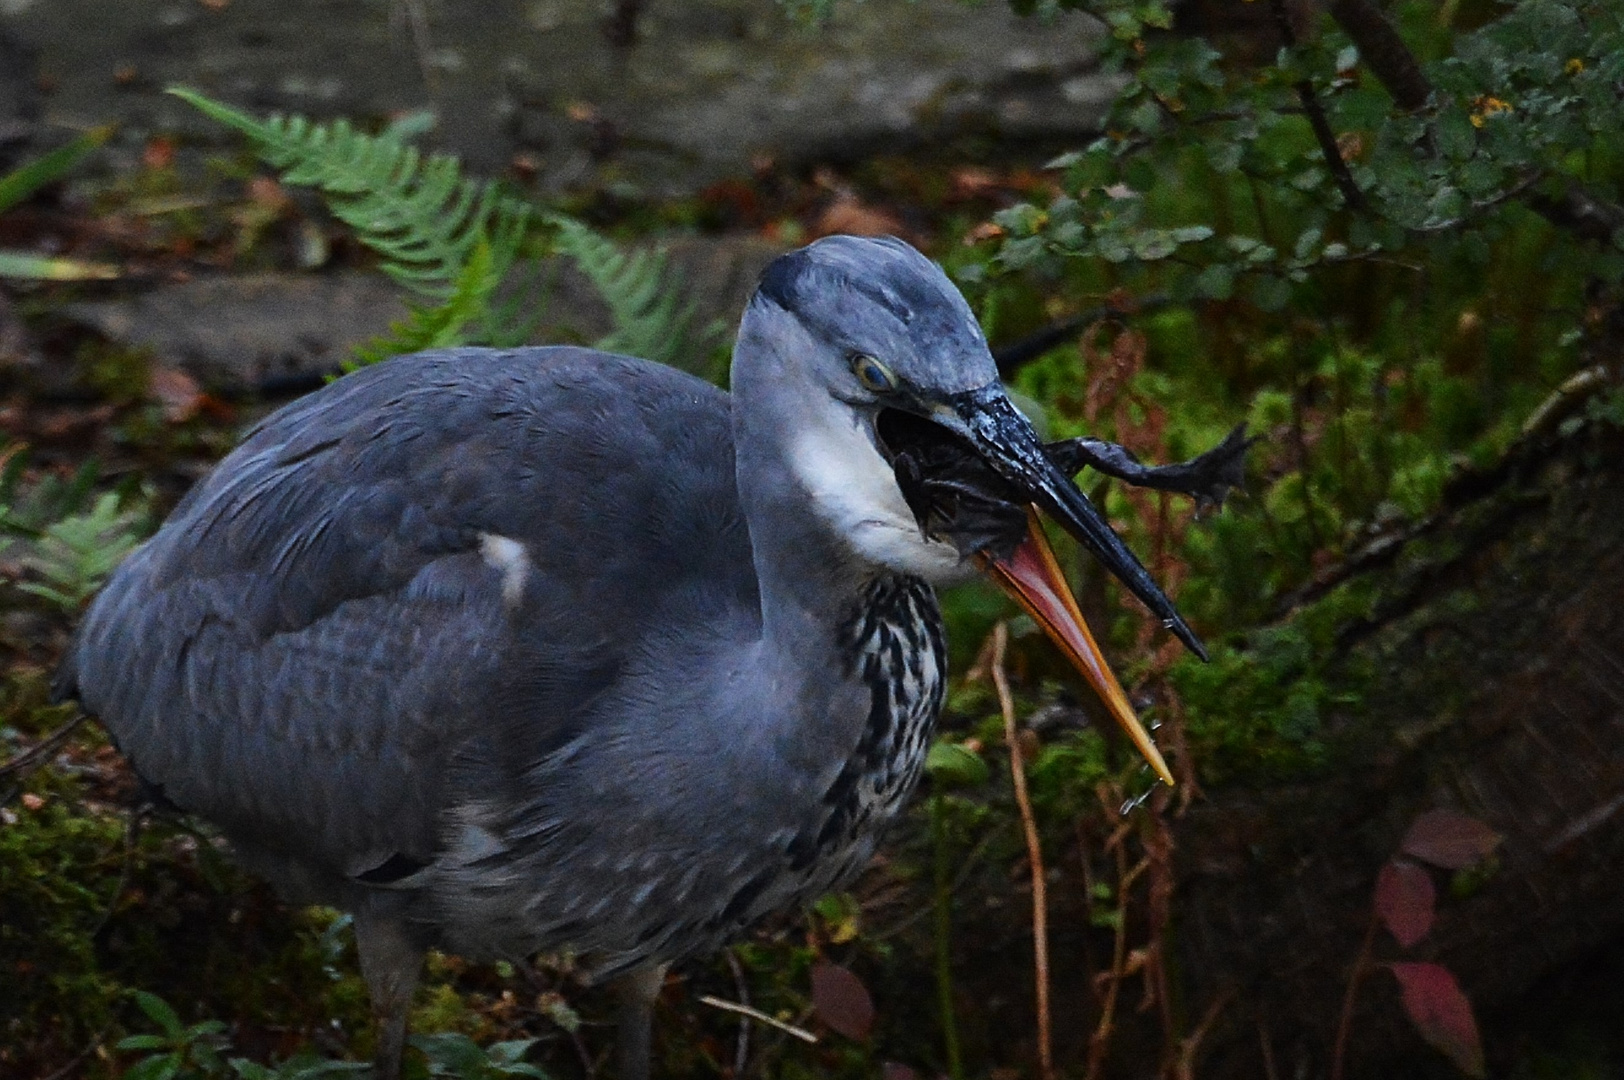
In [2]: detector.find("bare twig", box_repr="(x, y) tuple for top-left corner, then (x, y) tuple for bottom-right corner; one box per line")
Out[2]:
(1258, 1016), (1280, 1080)
(698, 996), (817, 1044)
(930, 795), (966, 1080)
(1330, 912), (1380, 1080)
(1268, 0), (1367, 212)
(724, 950), (752, 1077)
(992, 294), (1173, 377)
(389, 0), (438, 90)
(0, 712), (87, 778)
(1524, 181), (1624, 244)
(991, 622), (1054, 1080)
(88, 811), (140, 941)
(1086, 794), (1137, 1080)
(0, 712), (87, 806)
(1167, 990), (1234, 1080)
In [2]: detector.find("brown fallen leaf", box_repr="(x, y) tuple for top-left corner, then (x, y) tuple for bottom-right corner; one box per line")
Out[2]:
(1401, 809), (1501, 870)
(810, 960), (875, 1041)
(813, 195), (903, 240)
(148, 366), (204, 424)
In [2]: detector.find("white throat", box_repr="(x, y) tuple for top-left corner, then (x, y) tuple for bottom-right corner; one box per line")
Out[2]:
(787, 407), (969, 582)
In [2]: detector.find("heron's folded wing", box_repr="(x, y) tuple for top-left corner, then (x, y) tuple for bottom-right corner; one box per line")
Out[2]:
(56, 347), (747, 881)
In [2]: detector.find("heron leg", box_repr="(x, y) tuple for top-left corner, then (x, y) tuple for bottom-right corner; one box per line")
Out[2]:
(355, 913), (425, 1080)
(615, 963), (668, 1080)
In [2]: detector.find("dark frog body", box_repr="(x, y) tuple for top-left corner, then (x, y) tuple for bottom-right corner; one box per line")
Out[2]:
(58, 235), (1244, 1080)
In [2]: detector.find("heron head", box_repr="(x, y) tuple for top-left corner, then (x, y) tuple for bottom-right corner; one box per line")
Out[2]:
(742, 234), (1196, 785)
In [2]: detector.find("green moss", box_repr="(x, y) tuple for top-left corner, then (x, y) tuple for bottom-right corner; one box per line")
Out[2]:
(0, 798), (128, 1065)
(1173, 576), (1385, 785)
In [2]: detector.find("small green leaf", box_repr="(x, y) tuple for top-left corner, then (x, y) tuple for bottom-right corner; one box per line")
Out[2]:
(1193, 262), (1236, 300)
(122, 1053), (182, 1080)
(1293, 227), (1324, 260)
(1132, 231), (1180, 261)
(1250, 275), (1293, 311)
(131, 991), (185, 1037)
(1434, 107), (1479, 161)
(926, 741), (990, 789)
(0, 125), (113, 215)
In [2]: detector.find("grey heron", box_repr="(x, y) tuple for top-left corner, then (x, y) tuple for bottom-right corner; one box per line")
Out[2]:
(56, 235), (1244, 1079)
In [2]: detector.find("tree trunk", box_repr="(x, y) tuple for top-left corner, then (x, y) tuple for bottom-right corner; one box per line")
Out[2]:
(1174, 404), (1624, 1076)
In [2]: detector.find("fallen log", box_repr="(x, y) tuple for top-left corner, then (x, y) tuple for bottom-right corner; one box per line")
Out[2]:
(1176, 396), (1624, 1077)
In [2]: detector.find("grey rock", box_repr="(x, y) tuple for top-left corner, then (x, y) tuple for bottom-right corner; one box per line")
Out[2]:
(0, 26), (41, 169)
(4, 0), (1118, 197)
(64, 272), (409, 391)
(60, 236), (784, 390)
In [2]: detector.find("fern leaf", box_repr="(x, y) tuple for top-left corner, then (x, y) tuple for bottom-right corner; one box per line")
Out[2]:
(350, 239), (502, 367)
(169, 87), (532, 302)
(546, 215), (715, 370)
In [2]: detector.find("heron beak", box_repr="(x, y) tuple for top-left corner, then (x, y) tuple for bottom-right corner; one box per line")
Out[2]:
(976, 511), (1175, 787)
(942, 383), (1205, 787)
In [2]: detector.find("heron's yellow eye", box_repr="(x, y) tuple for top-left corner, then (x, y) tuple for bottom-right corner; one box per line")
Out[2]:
(851, 354), (897, 394)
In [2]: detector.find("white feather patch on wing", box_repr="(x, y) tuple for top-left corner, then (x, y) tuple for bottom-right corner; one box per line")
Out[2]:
(478, 533), (531, 608)
(788, 415), (967, 581)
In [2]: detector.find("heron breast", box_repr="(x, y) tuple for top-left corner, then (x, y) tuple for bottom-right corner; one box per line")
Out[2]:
(782, 574), (946, 878)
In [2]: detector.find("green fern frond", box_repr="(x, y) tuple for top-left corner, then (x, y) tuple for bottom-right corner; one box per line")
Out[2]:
(169, 87), (532, 301)
(546, 215), (714, 370)
(350, 238), (502, 367)
(172, 88), (718, 372)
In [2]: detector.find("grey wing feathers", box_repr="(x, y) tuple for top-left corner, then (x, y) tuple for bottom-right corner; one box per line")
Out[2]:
(57, 346), (746, 884)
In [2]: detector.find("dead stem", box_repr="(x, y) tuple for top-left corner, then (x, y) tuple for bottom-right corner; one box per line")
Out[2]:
(724, 949), (752, 1076)
(1086, 803), (1134, 1080)
(1167, 990), (1233, 1080)
(1331, 912), (1380, 1080)
(991, 622), (1054, 1080)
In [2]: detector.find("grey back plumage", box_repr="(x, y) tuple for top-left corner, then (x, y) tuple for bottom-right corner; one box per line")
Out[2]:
(62, 349), (754, 899)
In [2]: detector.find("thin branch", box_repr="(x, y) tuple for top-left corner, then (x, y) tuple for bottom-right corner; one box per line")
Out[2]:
(724, 950), (752, 1077)
(930, 795), (966, 1080)
(991, 622), (1054, 1080)
(36, 1030), (108, 1080)
(1524, 180), (1624, 244)
(992, 295), (1173, 377)
(0, 712), (87, 778)
(1168, 990), (1235, 1080)
(698, 997), (817, 1044)
(1327, 0), (1433, 111)
(1407, 169), (1546, 233)
(1268, 0), (1367, 212)
(1086, 799), (1135, 1080)
(1330, 912), (1380, 1080)
(0, 712), (87, 806)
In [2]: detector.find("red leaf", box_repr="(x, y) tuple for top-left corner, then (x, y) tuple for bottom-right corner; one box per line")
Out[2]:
(1374, 860), (1436, 948)
(1401, 810), (1501, 870)
(1388, 962), (1486, 1078)
(810, 961), (875, 1041)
